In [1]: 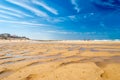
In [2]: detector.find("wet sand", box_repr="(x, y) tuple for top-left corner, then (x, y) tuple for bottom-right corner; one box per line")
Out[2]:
(0, 40), (120, 80)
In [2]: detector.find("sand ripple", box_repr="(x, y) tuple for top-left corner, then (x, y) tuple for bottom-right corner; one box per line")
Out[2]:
(0, 41), (120, 80)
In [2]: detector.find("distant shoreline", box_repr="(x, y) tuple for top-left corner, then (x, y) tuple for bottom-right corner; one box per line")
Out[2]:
(0, 39), (120, 42)
(0, 40), (120, 44)
(33, 39), (120, 42)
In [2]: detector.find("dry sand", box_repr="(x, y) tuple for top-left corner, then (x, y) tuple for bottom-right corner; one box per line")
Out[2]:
(0, 40), (120, 80)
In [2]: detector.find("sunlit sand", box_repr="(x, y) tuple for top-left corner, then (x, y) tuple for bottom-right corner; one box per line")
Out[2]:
(0, 40), (120, 80)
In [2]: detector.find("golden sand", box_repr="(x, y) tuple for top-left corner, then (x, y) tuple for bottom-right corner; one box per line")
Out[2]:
(0, 40), (120, 80)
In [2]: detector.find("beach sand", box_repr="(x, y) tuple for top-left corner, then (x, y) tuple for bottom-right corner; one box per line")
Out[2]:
(0, 40), (120, 80)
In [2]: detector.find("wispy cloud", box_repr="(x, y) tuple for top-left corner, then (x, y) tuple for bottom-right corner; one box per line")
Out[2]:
(68, 15), (77, 21)
(46, 17), (66, 23)
(46, 15), (78, 23)
(0, 20), (50, 27)
(46, 30), (79, 34)
(0, 10), (23, 18)
(71, 0), (80, 13)
(0, 5), (32, 17)
(46, 30), (97, 35)
(0, 14), (14, 19)
(32, 0), (58, 15)
(6, 0), (48, 17)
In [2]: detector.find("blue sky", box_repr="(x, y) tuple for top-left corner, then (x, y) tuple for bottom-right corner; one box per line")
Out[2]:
(0, 0), (120, 40)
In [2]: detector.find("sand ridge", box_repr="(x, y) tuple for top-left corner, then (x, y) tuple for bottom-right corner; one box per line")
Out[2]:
(0, 41), (120, 80)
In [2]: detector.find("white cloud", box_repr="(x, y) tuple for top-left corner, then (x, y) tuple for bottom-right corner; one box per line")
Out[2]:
(45, 15), (78, 23)
(0, 10), (23, 18)
(6, 0), (48, 17)
(71, 0), (80, 13)
(46, 30), (79, 34)
(0, 14), (14, 19)
(68, 15), (76, 21)
(0, 5), (32, 17)
(46, 17), (66, 23)
(32, 0), (58, 15)
(0, 20), (49, 27)
(46, 30), (97, 35)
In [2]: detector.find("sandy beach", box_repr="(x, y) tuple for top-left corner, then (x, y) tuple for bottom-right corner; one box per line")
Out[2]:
(0, 40), (120, 80)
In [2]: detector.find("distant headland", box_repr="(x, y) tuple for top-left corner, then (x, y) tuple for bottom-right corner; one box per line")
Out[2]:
(0, 33), (29, 40)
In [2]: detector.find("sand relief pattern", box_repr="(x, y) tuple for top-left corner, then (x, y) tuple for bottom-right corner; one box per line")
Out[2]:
(0, 41), (120, 80)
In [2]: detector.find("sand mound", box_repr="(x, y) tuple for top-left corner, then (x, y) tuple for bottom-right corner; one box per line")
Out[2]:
(39, 62), (103, 80)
